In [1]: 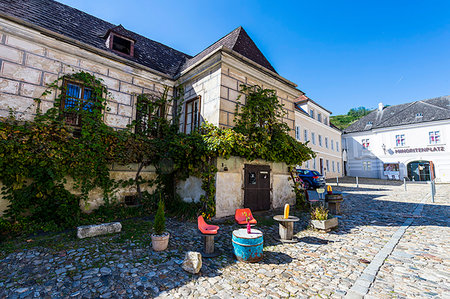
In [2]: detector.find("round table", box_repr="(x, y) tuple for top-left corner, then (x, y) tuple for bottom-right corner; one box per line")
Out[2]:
(232, 228), (263, 263)
(273, 215), (300, 242)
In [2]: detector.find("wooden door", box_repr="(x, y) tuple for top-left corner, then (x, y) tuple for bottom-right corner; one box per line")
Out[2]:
(244, 164), (271, 211)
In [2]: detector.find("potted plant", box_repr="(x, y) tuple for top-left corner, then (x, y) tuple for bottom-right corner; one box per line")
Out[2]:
(310, 206), (338, 231)
(151, 199), (169, 251)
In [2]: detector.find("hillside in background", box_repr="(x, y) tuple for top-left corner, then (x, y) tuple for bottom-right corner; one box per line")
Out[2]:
(330, 107), (373, 130)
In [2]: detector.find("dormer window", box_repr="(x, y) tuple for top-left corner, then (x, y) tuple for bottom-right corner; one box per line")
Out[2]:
(415, 113), (423, 120)
(364, 121), (373, 130)
(105, 26), (135, 57)
(112, 35), (133, 55)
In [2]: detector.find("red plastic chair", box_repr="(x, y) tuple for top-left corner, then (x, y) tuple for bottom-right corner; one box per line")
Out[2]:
(197, 216), (220, 257)
(198, 216), (219, 235)
(234, 208), (257, 225)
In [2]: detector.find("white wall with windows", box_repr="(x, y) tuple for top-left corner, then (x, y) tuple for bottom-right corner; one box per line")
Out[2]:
(295, 100), (343, 178)
(343, 119), (450, 182)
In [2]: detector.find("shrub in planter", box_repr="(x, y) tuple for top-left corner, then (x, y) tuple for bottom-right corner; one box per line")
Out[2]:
(152, 199), (169, 251)
(310, 206), (338, 231)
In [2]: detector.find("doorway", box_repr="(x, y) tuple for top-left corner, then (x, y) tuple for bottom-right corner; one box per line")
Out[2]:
(244, 164), (271, 211)
(407, 160), (435, 181)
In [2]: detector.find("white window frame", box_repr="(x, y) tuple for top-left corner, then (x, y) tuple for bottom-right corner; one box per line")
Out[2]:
(332, 161), (335, 172)
(395, 134), (405, 147)
(304, 129), (308, 142)
(295, 126), (301, 141)
(184, 96), (201, 134)
(318, 135), (322, 147)
(429, 131), (440, 144)
(331, 139), (334, 150)
(325, 137), (328, 149)
(311, 132), (316, 145)
(362, 138), (370, 149)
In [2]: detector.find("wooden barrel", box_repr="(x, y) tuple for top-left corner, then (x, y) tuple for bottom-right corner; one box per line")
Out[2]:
(325, 193), (343, 202)
(232, 228), (263, 263)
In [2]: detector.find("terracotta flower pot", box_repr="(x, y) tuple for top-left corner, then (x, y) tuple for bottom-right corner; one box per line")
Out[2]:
(151, 232), (170, 251)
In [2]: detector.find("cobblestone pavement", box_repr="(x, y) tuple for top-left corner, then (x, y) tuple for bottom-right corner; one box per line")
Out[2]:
(0, 179), (449, 298)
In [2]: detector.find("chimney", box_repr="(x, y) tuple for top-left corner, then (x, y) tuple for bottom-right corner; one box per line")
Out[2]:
(378, 102), (383, 111)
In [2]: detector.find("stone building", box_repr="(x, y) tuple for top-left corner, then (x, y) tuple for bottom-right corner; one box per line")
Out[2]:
(0, 0), (317, 217)
(342, 96), (450, 182)
(294, 95), (343, 179)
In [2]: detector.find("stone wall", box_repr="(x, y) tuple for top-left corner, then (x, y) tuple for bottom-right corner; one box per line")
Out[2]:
(0, 165), (158, 217)
(0, 17), (174, 128)
(0, 18), (171, 215)
(178, 54), (222, 130)
(215, 156), (294, 218)
(219, 53), (302, 136)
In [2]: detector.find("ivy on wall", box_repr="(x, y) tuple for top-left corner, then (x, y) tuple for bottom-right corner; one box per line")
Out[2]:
(0, 73), (314, 236)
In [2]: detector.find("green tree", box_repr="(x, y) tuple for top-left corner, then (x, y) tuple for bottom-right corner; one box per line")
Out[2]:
(330, 106), (373, 130)
(153, 198), (166, 235)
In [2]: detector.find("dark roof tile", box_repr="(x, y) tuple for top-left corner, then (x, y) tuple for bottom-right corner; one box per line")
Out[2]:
(180, 26), (277, 74)
(0, 1), (277, 79)
(0, 0), (190, 77)
(344, 96), (450, 133)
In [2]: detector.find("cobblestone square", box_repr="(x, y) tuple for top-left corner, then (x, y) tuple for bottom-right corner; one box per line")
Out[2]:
(1, 179), (449, 298)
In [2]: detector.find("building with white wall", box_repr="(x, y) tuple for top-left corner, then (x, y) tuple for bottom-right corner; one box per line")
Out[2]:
(0, 0), (313, 217)
(294, 95), (343, 178)
(343, 96), (450, 182)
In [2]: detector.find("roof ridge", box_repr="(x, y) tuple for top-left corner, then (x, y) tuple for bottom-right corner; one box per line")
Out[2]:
(188, 26), (242, 60)
(418, 99), (449, 111)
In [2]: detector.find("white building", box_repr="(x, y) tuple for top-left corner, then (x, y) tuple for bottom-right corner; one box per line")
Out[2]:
(294, 95), (343, 178)
(342, 96), (450, 182)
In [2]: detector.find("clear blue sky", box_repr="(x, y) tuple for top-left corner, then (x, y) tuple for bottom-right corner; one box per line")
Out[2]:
(60, 0), (450, 115)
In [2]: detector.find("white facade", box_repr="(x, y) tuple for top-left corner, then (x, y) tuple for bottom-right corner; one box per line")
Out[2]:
(294, 99), (343, 178)
(343, 119), (450, 182)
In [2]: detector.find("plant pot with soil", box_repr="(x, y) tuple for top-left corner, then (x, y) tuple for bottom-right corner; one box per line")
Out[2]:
(152, 199), (170, 251)
(310, 206), (338, 232)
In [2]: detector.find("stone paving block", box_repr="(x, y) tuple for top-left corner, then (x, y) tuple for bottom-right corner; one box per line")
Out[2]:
(76, 222), (122, 239)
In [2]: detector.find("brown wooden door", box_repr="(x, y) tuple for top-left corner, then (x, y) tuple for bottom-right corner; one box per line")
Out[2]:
(244, 164), (271, 211)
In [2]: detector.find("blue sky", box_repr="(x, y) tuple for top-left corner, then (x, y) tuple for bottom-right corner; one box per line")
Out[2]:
(60, 0), (450, 115)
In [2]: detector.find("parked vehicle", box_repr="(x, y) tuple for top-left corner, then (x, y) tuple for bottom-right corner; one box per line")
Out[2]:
(296, 169), (326, 189)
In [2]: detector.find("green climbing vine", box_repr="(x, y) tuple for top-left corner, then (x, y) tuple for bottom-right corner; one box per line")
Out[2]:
(0, 73), (314, 236)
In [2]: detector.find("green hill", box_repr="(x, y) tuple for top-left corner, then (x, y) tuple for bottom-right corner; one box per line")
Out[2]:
(330, 107), (372, 130)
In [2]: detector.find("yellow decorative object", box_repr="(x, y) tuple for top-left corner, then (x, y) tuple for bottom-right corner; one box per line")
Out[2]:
(327, 185), (333, 193)
(284, 204), (290, 219)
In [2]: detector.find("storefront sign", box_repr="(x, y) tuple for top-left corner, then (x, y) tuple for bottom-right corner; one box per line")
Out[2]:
(383, 163), (399, 176)
(395, 146), (445, 154)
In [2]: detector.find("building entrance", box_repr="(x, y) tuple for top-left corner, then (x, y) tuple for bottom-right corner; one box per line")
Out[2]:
(407, 160), (435, 181)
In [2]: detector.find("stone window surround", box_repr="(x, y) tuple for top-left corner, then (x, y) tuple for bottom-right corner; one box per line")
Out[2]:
(135, 94), (164, 135)
(184, 95), (201, 133)
(60, 78), (101, 128)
